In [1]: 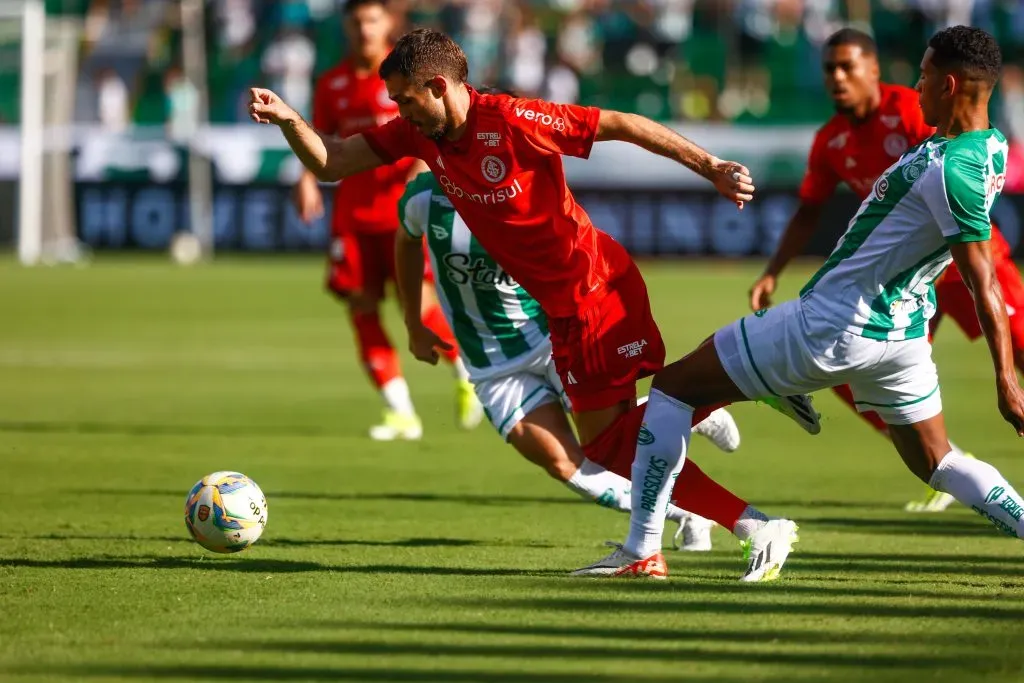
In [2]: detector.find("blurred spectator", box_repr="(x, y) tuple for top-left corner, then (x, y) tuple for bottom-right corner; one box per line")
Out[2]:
(95, 67), (129, 132)
(261, 20), (316, 118)
(164, 64), (199, 143)
(36, 0), (1024, 126)
(506, 4), (547, 97)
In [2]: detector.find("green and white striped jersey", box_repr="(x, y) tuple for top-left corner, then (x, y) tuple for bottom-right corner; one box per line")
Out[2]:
(800, 128), (1008, 341)
(399, 172), (551, 381)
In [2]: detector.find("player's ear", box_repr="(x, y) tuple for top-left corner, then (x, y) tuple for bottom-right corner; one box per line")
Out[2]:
(943, 72), (957, 98)
(425, 76), (447, 99)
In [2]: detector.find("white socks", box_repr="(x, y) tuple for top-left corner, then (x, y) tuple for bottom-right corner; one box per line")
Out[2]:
(929, 452), (1024, 539)
(566, 457), (687, 522)
(380, 378), (416, 416)
(451, 357), (471, 382)
(624, 389), (693, 557)
(732, 505), (770, 541)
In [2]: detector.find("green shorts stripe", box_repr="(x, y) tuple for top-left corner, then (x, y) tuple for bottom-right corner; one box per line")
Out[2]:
(740, 316), (780, 397)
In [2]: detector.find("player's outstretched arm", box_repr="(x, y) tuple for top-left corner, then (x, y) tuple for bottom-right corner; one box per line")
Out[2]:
(249, 87), (384, 182)
(395, 229), (450, 366)
(749, 202), (824, 310)
(596, 110), (754, 208)
(951, 240), (1024, 435)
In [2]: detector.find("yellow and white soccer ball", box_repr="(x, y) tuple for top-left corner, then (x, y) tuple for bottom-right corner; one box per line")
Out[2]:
(184, 471), (268, 553)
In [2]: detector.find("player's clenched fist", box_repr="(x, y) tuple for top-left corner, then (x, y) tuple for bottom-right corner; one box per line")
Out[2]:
(249, 88), (297, 126)
(708, 158), (755, 210)
(997, 379), (1024, 437)
(748, 273), (776, 312)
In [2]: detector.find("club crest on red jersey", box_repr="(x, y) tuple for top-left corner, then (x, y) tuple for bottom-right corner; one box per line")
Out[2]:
(884, 133), (908, 157)
(480, 155), (507, 183)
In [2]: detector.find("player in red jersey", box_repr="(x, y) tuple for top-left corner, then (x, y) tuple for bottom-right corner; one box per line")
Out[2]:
(250, 28), (820, 581)
(292, 0), (479, 441)
(748, 28), (1024, 512)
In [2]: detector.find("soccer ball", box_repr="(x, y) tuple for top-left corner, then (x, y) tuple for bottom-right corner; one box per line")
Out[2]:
(184, 471), (268, 553)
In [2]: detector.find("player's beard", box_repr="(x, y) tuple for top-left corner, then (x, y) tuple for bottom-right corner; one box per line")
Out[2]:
(426, 121), (449, 141)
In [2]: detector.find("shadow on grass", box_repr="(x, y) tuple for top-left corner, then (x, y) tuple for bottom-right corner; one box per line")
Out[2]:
(72, 488), (582, 507)
(534, 578), (1023, 602)
(455, 595), (1024, 621)
(0, 419), (338, 439)
(0, 534), (501, 549)
(2, 664), (763, 683)
(799, 515), (992, 537)
(0, 556), (565, 577)
(293, 619), (980, 647)
(182, 637), (970, 670)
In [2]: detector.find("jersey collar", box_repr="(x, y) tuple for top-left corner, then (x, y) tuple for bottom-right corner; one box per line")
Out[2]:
(440, 85), (478, 155)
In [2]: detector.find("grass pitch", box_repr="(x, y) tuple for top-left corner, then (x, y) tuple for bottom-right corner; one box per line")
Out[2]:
(0, 257), (1022, 683)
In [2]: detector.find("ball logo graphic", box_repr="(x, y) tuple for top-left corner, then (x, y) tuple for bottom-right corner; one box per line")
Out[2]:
(480, 155), (507, 183)
(884, 133), (908, 157)
(197, 504), (210, 522)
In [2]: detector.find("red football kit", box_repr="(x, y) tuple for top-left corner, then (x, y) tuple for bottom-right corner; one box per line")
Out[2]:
(312, 60), (421, 296)
(363, 88), (665, 410)
(801, 83), (1024, 351)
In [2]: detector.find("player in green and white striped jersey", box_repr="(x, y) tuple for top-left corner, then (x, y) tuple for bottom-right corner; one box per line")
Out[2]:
(394, 170), (742, 550)
(625, 27), (1024, 554)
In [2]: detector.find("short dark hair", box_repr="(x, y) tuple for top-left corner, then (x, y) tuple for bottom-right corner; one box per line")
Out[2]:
(928, 25), (1002, 87)
(379, 28), (468, 84)
(824, 28), (877, 56)
(343, 0), (386, 15)
(476, 85), (518, 97)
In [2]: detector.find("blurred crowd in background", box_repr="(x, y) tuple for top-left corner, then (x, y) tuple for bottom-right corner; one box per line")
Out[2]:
(4, 0), (1022, 143)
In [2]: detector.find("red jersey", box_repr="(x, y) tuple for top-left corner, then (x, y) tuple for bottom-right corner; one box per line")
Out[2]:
(800, 82), (1011, 261)
(799, 83), (935, 203)
(363, 88), (633, 318)
(312, 60), (414, 234)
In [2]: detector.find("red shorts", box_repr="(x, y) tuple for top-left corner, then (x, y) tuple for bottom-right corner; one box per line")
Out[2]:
(548, 264), (666, 412)
(326, 231), (433, 298)
(933, 251), (1024, 350)
(582, 404), (646, 474)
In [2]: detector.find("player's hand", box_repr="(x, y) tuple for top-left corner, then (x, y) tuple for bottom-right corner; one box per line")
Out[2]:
(996, 378), (1024, 436)
(708, 158), (755, 210)
(407, 322), (452, 366)
(749, 273), (776, 312)
(249, 88), (298, 126)
(292, 177), (324, 224)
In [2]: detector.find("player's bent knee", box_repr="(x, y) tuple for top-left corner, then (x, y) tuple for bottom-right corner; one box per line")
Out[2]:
(651, 336), (744, 407)
(346, 291), (382, 316)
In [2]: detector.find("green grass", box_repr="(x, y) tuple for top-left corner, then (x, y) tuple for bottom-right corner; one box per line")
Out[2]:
(1, 257), (1022, 683)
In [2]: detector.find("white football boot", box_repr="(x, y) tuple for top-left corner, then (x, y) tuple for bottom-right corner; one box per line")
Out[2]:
(692, 408), (741, 452)
(672, 514), (715, 552)
(571, 542), (668, 579)
(762, 395), (821, 435)
(368, 410), (423, 441)
(739, 518), (800, 582)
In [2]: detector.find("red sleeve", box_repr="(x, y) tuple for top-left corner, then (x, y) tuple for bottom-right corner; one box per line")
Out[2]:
(798, 129), (840, 205)
(503, 97), (600, 159)
(361, 116), (420, 164)
(311, 75), (336, 135)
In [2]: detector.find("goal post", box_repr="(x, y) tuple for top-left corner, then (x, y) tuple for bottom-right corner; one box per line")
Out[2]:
(6, 0), (82, 266)
(17, 0), (43, 265)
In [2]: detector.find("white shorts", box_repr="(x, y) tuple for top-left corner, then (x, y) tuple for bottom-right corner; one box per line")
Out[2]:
(473, 351), (573, 440)
(714, 299), (942, 425)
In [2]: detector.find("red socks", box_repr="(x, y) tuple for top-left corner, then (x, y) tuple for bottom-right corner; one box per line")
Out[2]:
(350, 310), (401, 388)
